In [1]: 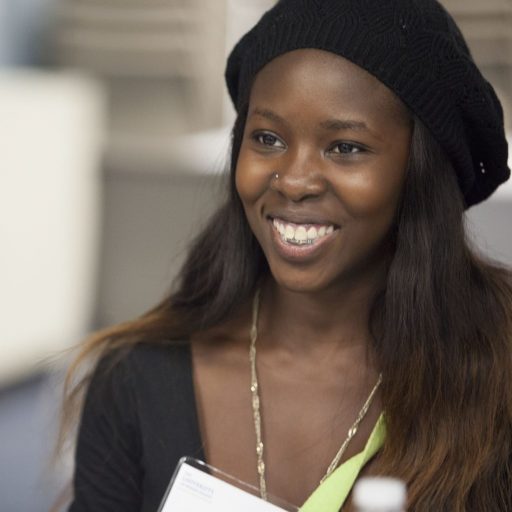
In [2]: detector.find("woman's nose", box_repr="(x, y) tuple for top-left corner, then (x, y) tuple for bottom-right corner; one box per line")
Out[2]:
(270, 160), (327, 202)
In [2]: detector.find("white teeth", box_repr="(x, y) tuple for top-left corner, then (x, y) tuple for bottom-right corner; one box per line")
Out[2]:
(295, 226), (307, 242)
(307, 227), (317, 240)
(272, 218), (335, 245)
(285, 225), (295, 240)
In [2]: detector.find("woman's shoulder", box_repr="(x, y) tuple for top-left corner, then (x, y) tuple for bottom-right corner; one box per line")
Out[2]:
(88, 341), (194, 404)
(122, 340), (192, 372)
(96, 339), (190, 368)
(73, 340), (203, 512)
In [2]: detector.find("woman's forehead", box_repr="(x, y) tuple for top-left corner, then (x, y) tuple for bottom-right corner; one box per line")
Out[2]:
(249, 49), (411, 128)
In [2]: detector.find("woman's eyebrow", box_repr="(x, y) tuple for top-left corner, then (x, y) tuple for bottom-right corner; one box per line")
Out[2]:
(320, 118), (383, 142)
(250, 108), (365, 130)
(250, 107), (286, 125)
(320, 118), (368, 132)
(249, 107), (383, 142)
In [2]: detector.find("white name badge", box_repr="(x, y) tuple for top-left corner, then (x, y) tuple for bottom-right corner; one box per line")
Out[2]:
(158, 457), (298, 512)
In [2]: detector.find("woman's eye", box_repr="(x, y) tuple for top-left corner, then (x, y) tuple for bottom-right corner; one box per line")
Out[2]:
(330, 142), (363, 154)
(253, 132), (285, 148)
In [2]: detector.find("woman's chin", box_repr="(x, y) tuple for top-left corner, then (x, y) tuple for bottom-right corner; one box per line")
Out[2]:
(268, 268), (333, 294)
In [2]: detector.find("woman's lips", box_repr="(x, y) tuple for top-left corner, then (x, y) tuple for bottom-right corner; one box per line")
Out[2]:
(267, 217), (338, 262)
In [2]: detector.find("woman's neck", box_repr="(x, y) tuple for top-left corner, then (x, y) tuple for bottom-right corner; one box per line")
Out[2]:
(257, 271), (384, 359)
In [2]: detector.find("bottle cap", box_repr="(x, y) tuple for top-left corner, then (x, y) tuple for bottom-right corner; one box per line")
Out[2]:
(353, 477), (406, 510)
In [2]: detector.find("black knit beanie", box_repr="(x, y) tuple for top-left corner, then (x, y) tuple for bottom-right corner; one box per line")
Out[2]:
(225, 0), (510, 208)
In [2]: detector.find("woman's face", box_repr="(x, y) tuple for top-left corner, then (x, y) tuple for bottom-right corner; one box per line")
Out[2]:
(236, 49), (412, 293)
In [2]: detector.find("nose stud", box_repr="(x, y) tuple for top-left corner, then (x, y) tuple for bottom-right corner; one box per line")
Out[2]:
(270, 172), (280, 191)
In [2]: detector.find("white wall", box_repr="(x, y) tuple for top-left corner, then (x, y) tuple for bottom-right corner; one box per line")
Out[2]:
(0, 70), (105, 384)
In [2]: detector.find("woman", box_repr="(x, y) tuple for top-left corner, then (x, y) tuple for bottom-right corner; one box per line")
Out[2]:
(62, 1), (512, 511)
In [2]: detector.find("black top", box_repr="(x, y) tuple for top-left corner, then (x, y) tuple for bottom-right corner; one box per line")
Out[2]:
(69, 343), (205, 512)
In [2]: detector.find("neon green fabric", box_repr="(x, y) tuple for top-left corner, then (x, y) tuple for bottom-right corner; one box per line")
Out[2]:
(299, 414), (386, 512)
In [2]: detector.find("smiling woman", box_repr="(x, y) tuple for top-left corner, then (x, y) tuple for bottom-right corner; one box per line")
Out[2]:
(61, 1), (512, 512)
(236, 50), (411, 293)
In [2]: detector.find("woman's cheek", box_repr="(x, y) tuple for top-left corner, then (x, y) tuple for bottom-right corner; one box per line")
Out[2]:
(235, 152), (270, 204)
(333, 165), (406, 218)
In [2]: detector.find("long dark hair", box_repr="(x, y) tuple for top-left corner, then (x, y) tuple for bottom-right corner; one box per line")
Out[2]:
(60, 108), (512, 510)
(373, 118), (512, 509)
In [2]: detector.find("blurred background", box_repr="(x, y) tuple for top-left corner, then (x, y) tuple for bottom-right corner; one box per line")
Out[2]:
(0, 1), (511, 510)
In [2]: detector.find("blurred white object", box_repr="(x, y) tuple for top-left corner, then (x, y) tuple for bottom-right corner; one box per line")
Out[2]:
(223, 0), (277, 124)
(493, 135), (512, 200)
(353, 477), (406, 512)
(0, 69), (105, 384)
(463, 135), (512, 265)
(55, 0), (230, 134)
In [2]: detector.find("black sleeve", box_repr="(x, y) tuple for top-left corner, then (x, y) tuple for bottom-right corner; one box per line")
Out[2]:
(68, 351), (143, 512)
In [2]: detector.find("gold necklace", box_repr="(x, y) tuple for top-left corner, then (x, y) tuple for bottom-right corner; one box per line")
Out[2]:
(249, 288), (383, 501)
